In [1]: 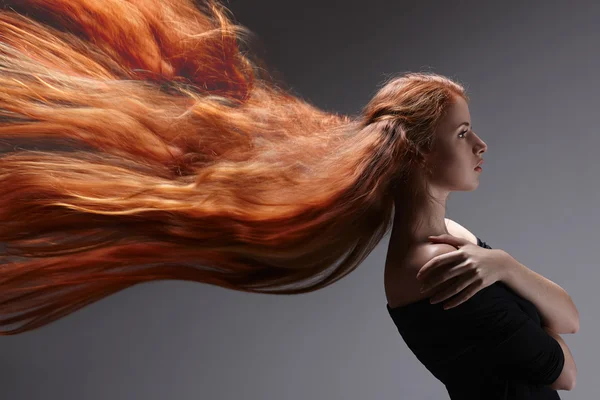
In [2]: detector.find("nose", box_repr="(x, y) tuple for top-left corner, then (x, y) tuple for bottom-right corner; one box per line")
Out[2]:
(475, 136), (487, 154)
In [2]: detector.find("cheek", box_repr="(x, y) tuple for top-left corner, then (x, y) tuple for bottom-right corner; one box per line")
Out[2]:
(432, 151), (460, 173)
(430, 153), (468, 183)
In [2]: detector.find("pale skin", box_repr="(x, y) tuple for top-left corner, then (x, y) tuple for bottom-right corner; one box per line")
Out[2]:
(391, 94), (487, 245)
(385, 93), (579, 390)
(424, 222), (579, 335)
(423, 222), (579, 390)
(385, 93), (488, 306)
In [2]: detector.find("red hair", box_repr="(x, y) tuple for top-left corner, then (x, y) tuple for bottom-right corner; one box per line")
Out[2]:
(0, 0), (468, 334)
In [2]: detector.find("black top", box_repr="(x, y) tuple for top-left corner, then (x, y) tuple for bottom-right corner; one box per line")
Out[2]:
(386, 237), (564, 399)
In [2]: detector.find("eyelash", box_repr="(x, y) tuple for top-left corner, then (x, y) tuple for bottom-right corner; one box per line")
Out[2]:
(459, 130), (468, 138)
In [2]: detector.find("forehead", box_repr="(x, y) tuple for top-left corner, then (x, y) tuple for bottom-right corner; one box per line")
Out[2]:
(443, 95), (470, 126)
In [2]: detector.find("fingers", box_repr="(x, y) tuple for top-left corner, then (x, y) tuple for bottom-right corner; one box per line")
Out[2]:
(420, 260), (470, 294)
(416, 250), (464, 281)
(440, 281), (482, 310)
(429, 274), (474, 305)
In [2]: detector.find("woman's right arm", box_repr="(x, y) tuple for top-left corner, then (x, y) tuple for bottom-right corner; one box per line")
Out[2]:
(544, 326), (577, 391)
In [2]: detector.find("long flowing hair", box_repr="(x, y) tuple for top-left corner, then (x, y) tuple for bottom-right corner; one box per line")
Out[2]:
(0, 0), (468, 335)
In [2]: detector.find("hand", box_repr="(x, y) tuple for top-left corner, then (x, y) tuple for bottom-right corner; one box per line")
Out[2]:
(415, 233), (507, 309)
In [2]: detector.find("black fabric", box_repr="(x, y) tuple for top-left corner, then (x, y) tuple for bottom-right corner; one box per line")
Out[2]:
(386, 237), (565, 399)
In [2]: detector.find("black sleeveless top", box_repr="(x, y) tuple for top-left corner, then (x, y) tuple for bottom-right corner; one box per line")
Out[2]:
(386, 237), (564, 399)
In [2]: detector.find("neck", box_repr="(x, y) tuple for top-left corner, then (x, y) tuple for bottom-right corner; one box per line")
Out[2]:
(390, 194), (449, 247)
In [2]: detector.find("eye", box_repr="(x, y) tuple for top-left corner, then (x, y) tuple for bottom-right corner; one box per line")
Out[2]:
(458, 130), (468, 138)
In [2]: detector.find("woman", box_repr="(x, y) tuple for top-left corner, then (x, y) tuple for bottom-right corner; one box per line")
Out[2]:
(383, 92), (579, 398)
(0, 1), (578, 396)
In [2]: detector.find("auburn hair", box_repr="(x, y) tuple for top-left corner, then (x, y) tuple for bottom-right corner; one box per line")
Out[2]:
(0, 0), (468, 334)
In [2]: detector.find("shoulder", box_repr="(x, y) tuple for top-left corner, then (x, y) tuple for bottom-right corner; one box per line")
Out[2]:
(412, 243), (459, 269)
(445, 218), (478, 245)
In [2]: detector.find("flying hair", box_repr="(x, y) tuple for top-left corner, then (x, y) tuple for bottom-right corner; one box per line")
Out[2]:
(0, 0), (468, 334)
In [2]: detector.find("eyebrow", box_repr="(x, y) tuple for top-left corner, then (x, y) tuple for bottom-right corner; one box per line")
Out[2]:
(457, 122), (472, 130)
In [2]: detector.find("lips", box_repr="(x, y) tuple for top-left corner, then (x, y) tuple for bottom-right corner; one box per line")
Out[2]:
(475, 160), (484, 168)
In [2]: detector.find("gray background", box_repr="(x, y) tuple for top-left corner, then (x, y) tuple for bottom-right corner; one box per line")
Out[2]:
(1, 0), (596, 399)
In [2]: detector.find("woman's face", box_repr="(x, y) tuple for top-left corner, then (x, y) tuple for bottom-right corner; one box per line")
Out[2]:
(424, 95), (488, 192)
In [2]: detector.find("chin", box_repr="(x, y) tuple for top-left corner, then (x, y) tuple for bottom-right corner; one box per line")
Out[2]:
(462, 179), (480, 191)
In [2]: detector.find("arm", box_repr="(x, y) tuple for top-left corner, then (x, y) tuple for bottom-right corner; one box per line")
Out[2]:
(501, 252), (580, 334)
(409, 249), (568, 389)
(544, 326), (577, 390)
(445, 218), (580, 335)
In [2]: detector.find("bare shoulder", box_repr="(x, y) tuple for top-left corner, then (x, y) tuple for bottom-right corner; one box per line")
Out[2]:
(385, 242), (460, 308)
(445, 218), (478, 245)
(389, 243), (458, 273)
(414, 243), (460, 266)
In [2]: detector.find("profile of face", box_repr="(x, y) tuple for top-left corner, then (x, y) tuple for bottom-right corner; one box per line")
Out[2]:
(422, 95), (488, 192)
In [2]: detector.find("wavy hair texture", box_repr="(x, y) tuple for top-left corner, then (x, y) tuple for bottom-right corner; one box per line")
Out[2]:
(0, 0), (468, 334)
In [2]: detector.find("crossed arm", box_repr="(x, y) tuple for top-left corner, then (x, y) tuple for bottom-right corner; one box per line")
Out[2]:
(445, 218), (579, 334)
(446, 218), (579, 390)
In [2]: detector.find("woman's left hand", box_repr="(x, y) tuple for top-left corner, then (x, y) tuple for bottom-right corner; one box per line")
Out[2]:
(416, 234), (508, 309)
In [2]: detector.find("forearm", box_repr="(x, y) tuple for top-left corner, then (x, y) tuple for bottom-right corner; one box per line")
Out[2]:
(500, 250), (580, 334)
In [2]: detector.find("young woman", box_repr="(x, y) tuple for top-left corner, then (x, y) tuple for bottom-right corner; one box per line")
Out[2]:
(383, 94), (578, 398)
(0, 1), (578, 397)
